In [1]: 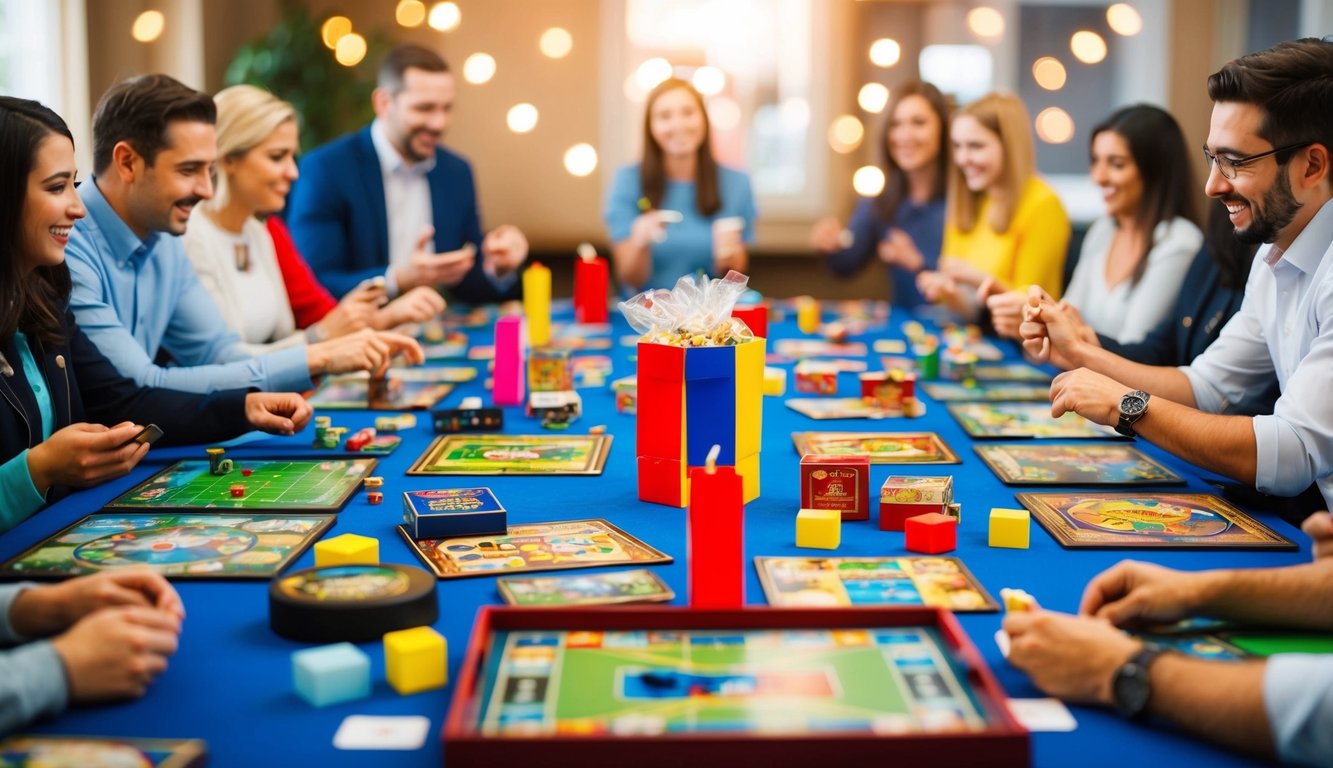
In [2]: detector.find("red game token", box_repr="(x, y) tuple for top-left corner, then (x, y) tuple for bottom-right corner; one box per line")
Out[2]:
(241, 468), (253, 477)
(230, 484), (245, 498)
(367, 491), (383, 505)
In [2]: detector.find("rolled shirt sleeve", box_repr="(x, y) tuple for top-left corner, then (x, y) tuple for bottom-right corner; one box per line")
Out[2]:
(1264, 654), (1333, 766)
(0, 584), (69, 733)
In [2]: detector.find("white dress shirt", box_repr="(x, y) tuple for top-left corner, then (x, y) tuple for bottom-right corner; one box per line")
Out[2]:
(370, 119), (435, 297)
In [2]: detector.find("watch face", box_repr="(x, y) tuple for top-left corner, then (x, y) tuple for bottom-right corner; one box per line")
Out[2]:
(1114, 662), (1152, 717)
(1121, 395), (1147, 416)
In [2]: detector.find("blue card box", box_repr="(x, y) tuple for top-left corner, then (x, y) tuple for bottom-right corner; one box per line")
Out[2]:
(402, 487), (508, 540)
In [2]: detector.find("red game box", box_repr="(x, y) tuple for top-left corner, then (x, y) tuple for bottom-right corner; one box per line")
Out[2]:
(800, 454), (870, 521)
(444, 606), (1029, 767)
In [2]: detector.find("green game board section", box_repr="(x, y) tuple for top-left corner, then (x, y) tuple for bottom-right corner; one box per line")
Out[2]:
(1228, 633), (1333, 657)
(111, 459), (374, 510)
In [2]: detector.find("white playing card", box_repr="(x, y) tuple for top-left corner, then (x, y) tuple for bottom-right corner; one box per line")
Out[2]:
(333, 715), (431, 750)
(1007, 698), (1079, 732)
(994, 628), (1012, 658)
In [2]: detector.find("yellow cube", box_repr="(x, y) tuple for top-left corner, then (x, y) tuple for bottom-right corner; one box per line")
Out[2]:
(384, 626), (447, 695)
(313, 533), (379, 567)
(796, 508), (841, 549)
(989, 508), (1030, 549)
(762, 366), (787, 396)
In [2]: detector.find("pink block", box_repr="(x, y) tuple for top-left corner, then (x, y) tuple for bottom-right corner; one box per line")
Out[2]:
(493, 316), (526, 406)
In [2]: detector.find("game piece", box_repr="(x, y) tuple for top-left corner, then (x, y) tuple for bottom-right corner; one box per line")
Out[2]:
(859, 370), (918, 416)
(940, 346), (978, 382)
(522, 261), (552, 347)
(795, 508), (840, 550)
(315, 415), (332, 428)
(364, 476), (384, 489)
(755, 556), (998, 610)
(366, 373), (392, 405)
(762, 366), (786, 396)
(999, 587), (1039, 613)
(398, 518), (670, 578)
(574, 243), (609, 324)
(496, 568), (675, 607)
(402, 487), (507, 539)
(529, 389), (582, 429)
(229, 483), (245, 498)
(913, 339), (940, 380)
(269, 563), (439, 642)
(492, 315), (526, 406)
(688, 445), (744, 609)
(800, 454), (869, 521)
(821, 321), (850, 343)
(528, 346), (573, 392)
(588, 424), (608, 435)
(207, 447), (230, 476)
(947, 501), (962, 523)
(241, 468), (253, 477)
(384, 626), (448, 695)
(124, 423), (164, 447)
(795, 296), (820, 334)
(989, 508), (1031, 549)
(292, 643), (371, 707)
(730, 302), (769, 340)
(794, 360), (838, 395)
(314, 533), (380, 567)
(904, 512), (958, 554)
(612, 375), (637, 413)
(367, 491), (383, 505)
(345, 427), (376, 452)
(880, 476), (954, 531)
(432, 404), (505, 433)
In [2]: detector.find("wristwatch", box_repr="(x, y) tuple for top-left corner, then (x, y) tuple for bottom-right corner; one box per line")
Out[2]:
(1115, 390), (1151, 437)
(1112, 645), (1165, 720)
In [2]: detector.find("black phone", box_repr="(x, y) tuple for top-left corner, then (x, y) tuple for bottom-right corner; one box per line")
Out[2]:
(124, 423), (164, 447)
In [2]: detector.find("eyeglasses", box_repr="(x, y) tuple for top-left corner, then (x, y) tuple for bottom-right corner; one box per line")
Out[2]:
(1202, 141), (1312, 180)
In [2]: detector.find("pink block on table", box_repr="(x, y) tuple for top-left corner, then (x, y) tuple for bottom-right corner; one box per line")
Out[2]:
(493, 316), (526, 406)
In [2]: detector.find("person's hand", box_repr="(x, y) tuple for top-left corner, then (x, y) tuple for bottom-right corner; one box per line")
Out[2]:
(809, 216), (844, 253)
(877, 228), (924, 271)
(938, 256), (991, 289)
(983, 281), (1027, 339)
(916, 269), (958, 304)
(1302, 512), (1333, 561)
(26, 422), (149, 495)
(393, 227), (476, 291)
(318, 281), (386, 338)
(1049, 368), (1132, 427)
(374, 286), (446, 329)
(481, 225), (529, 279)
(1078, 560), (1212, 628)
(50, 606), (181, 702)
(244, 392), (314, 435)
(306, 329), (425, 377)
(1004, 610), (1142, 706)
(1020, 286), (1097, 369)
(9, 569), (183, 638)
(629, 211), (671, 248)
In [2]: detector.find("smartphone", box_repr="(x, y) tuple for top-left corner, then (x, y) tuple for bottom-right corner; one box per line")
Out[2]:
(123, 424), (164, 448)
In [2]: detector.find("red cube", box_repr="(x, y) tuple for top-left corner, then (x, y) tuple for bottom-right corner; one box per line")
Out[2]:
(229, 484), (245, 498)
(367, 491), (384, 505)
(904, 512), (957, 554)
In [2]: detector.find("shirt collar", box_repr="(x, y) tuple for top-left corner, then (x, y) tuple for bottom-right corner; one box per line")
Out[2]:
(80, 177), (158, 265)
(370, 119), (436, 177)
(1269, 197), (1333, 275)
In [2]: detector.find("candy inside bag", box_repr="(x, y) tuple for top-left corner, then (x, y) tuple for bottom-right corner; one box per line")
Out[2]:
(619, 271), (755, 347)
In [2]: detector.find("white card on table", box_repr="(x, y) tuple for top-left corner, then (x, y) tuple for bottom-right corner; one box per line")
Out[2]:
(333, 715), (431, 750)
(1007, 698), (1078, 732)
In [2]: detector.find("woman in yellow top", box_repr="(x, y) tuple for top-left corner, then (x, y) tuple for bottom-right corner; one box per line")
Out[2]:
(917, 92), (1070, 326)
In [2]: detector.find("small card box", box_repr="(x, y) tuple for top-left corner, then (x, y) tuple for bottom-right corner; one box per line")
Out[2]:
(402, 487), (507, 540)
(800, 454), (870, 521)
(879, 475), (954, 531)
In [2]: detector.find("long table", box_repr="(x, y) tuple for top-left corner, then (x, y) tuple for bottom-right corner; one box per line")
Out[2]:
(1, 303), (1304, 767)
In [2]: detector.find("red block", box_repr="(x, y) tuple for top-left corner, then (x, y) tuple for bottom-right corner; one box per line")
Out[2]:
(230, 484), (245, 498)
(731, 304), (769, 340)
(687, 465), (744, 609)
(904, 512), (957, 554)
(637, 456), (686, 507)
(880, 501), (946, 532)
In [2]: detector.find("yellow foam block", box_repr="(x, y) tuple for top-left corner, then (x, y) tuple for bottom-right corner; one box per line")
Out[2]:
(762, 366), (787, 396)
(383, 626), (447, 695)
(989, 508), (1030, 549)
(737, 453), (760, 504)
(313, 533), (380, 567)
(796, 508), (840, 549)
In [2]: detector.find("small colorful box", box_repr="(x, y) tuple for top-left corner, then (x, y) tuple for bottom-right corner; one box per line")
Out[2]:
(795, 508), (840, 549)
(879, 475), (954, 531)
(403, 488), (507, 539)
(794, 361), (839, 395)
(612, 375), (638, 414)
(860, 370), (916, 411)
(762, 366), (787, 397)
(800, 454), (870, 521)
(432, 406), (503, 433)
(528, 347), (573, 392)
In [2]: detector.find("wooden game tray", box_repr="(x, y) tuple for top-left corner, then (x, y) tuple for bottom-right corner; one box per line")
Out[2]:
(444, 606), (1029, 767)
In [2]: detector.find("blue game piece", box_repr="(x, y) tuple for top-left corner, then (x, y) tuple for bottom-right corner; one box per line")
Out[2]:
(291, 642), (370, 707)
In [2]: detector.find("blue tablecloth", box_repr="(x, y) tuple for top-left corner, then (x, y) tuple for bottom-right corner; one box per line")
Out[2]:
(1, 303), (1305, 767)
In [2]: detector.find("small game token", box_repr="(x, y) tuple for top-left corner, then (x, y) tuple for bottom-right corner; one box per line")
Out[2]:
(207, 447), (227, 476)
(364, 476), (384, 489)
(367, 492), (384, 505)
(589, 424), (607, 435)
(241, 468), (253, 477)
(315, 416), (332, 428)
(230, 484), (245, 498)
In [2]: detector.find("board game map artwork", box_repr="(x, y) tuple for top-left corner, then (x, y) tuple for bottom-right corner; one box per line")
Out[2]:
(0, 735), (206, 768)
(0, 513), (335, 579)
(308, 368), (473, 410)
(497, 568), (674, 607)
(755, 557), (998, 612)
(1137, 621), (1333, 660)
(786, 398), (912, 420)
(947, 402), (1120, 439)
(398, 519), (670, 578)
(791, 432), (959, 464)
(773, 339), (869, 359)
(408, 434), (612, 475)
(919, 381), (1050, 402)
(104, 458), (376, 512)
(1015, 492), (1297, 550)
(974, 444), (1185, 485)
(973, 362), (1052, 382)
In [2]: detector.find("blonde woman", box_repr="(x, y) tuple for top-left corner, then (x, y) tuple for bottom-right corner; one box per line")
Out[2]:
(917, 92), (1070, 325)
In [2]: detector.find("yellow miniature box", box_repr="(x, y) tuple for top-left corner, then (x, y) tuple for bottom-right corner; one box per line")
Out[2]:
(313, 533), (379, 567)
(762, 366), (787, 396)
(795, 508), (841, 550)
(384, 626), (447, 695)
(989, 508), (1030, 549)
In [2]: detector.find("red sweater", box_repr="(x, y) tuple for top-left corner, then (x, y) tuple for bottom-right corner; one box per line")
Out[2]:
(267, 216), (337, 328)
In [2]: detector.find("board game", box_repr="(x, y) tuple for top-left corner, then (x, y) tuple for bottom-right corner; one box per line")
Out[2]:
(973, 362), (1051, 382)
(307, 368), (473, 410)
(786, 398), (908, 420)
(0, 735), (206, 767)
(0, 513), (334, 579)
(446, 607), (1028, 766)
(947, 402), (1120, 439)
(104, 458), (376, 512)
(755, 556), (998, 612)
(497, 568), (674, 607)
(974, 443), (1185, 485)
(398, 519), (670, 578)
(919, 381), (1050, 402)
(772, 339), (869, 358)
(408, 434), (612, 475)
(1015, 492), (1297, 550)
(791, 432), (959, 464)
(1138, 620), (1333, 660)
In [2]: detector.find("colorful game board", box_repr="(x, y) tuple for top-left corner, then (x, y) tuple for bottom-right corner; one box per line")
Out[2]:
(919, 381), (1050, 402)
(410, 321), (470, 360)
(0, 513), (334, 579)
(791, 432), (960, 464)
(973, 362), (1051, 382)
(948, 402), (1120, 439)
(755, 557), (998, 612)
(399, 519), (670, 578)
(497, 568), (674, 607)
(408, 434), (612, 475)
(1138, 621), (1333, 660)
(0, 735), (206, 768)
(974, 443), (1184, 485)
(104, 458), (376, 512)
(1015, 492), (1297, 550)
(773, 339), (869, 359)
(308, 368), (473, 410)
(786, 398), (910, 420)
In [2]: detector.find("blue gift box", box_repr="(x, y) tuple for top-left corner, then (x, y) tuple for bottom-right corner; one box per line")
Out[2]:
(402, 487), (508, 539)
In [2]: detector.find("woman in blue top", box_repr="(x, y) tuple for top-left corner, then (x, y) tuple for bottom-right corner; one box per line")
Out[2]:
(605, 78), (757, 291)
(812, 81), (950, 308)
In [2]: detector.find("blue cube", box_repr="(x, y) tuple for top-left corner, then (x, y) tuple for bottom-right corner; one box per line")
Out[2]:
(402, 487), (507, 539)
(292, 642), (370, 707)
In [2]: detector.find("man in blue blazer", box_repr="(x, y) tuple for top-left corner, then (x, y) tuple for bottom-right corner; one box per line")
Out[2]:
(286, 44), (528, 304)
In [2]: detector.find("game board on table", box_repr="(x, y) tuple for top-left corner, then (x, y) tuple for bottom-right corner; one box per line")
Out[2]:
(399, 518), (669, 578)
(408, 434), (612, 475)
(1138, 620), (1333, 660)
(791, 432), (959, 464)
(308, 369), (469, 410)
(0, 512), (334, 579)
(919, 380), (1050, 402)
(104, 458), (376, 512)
(755, 556), (998, 612)
(948, 402), (1120, 439)
(974, 443), (1184, 485)
(446, 607), (1028, 766)
(0, 735), (206, 768)
(1015, 492), (1297, 550)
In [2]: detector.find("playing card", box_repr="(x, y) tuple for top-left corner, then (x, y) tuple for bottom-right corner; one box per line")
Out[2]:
(1007, 698), (1079, 732)
(333, 715), (431, 750)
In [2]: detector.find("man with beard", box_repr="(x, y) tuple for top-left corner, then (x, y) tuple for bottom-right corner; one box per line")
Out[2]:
(285, 45), (529, 304)
(1020, 38), (1333, 517)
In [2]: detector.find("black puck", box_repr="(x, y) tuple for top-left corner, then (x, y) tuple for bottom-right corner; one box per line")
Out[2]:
(269, 563), (438, 642)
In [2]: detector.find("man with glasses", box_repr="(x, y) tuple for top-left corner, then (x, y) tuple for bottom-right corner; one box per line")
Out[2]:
(1010, 38), (1333, 764)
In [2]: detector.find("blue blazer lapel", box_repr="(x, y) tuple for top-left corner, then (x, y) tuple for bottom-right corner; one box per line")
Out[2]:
(354, 128), (391, 265)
